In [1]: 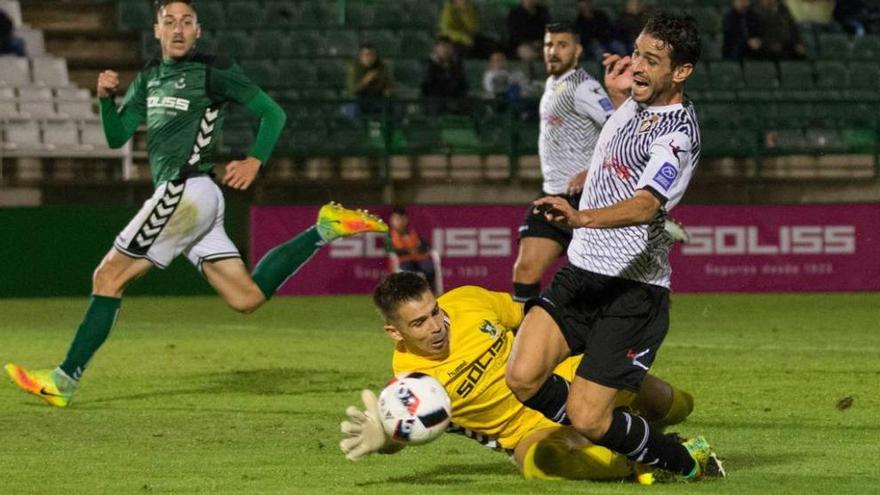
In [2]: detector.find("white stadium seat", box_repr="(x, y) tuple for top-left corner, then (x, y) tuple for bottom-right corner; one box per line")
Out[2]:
(2, 120), (41, 150)
(31, 57), (69, 87)
(0, 0), (22, 27)
(18, 99), (55, 119)
(0, 99), (18, 118)
(55, 87), (90, 100)
(42, 120), (79, 149)
(17, 27), (46, 56)
(0, 56), (30, 86)
(80, 121), (108, 149)
(57, 99), (95, 119)
(17, 87), (52, 101)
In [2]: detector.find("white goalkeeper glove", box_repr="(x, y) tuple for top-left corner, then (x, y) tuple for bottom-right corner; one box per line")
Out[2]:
(340, 389), (391, 461)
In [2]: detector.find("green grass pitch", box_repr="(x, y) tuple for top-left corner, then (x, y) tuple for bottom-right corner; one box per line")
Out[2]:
(1, 293), (879, 494)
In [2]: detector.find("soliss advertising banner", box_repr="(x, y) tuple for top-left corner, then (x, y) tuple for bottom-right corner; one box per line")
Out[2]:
(251, 204), (879, 295)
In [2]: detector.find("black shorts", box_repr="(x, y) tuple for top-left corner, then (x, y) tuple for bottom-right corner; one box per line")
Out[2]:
(517, 192), (581, 248)
(525, 263), (670, 392)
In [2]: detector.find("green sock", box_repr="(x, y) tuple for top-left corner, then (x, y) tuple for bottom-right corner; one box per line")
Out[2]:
(59, 295), (121, 380)
(252, 226), (324, 300)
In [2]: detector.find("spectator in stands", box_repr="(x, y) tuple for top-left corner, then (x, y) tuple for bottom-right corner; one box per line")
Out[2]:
(507, 0), (550, 61)
(386, 207), (437, 292)
(482, 49), (529, 99)
(0, 10), (25, 57)
(613, 0), (651, 55)
(440, 0), (497, 59)
(346, 43), (394, 117)
(834, 0), (879, 35)
(722, 0), (762, 61)
(786, 0), (834, 29)
(574, 0), (621, 61)
(421, 36), (468, 113)
(753, 0), (807, 60)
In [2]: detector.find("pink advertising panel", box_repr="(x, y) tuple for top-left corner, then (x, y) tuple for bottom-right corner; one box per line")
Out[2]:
(251, 204), (880, 295)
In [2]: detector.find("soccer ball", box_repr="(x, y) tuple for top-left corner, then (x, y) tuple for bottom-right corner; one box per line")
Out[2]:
(377, 372), (451, 445)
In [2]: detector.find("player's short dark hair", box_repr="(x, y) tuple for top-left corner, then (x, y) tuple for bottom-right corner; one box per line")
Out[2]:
(391, 206), (407, 216)
(155, 0), (194, 17)
(373, 272), (432, 321)
(545, 22), (581, 43)
(359, 42), (376, 51)
(641, 12), (701, 67)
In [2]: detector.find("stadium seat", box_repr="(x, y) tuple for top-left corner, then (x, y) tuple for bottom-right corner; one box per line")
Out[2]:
(0, 0), (22, 27)
(31, 57), (69, 87)
(691, 7), (722, 37)
(253, 30), (290, 60)
(117, 0), (153, 31)
(297, 1), (338, 28)
(42, 121), (79, 150)
(196, 1), (225, 29)
(464, 60), (488, 92)
(778, 61), (816, 99)
(392, 59), (425, 89)
(264, 1), (300, 28)
(57, 99), (95, 119)
(288, 30), (324, 58)
(54, 87), (90, 100)
(315, 59), (349, 89)
(805, 128), (846, 153)
(80, 121), (109, 149)
(360, 30), (400, 58)
(277, 59), (317, 88)
(707, 60), (743, 90)
(346, 2), (377, 28)
(685, 61), (709, 95)
(214, 30), (255, 59)
(851, 35), (880, 60)
(3, 120), (41, 150)
(814, 61), (848, 91)
(701, 35), (723, 61)
(0, 91), (18, 118)
(17, 27), (46, 56)
(817, 33), (851, 60)
(325, 30), (359, 58)
(18, 88), (56, 119)
(0, 56), (30, 86)
(547, 0), (576, 22)
(478, 2), (508, 41)
(399, 30), (434, 59)
(239, 60), (280, 88)
(225, 1), (264, 30)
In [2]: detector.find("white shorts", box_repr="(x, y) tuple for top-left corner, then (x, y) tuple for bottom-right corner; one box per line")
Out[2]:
(114, 176), (240, 270)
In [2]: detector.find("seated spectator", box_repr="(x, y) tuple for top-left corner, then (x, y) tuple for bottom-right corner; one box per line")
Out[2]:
(722, 0), (762, 61)
(482, 50), (530, 99)
(346, 43), (394, 117)
(574, 0), (622, 61)
(754, 0), (807, 60)
(386, 207), (438, 292)
(507, 0), (550, 61)
(440, 0), (497, 59)
(834, 0), (879, 35)
(0, 10), (26, 57)
(613, 0), (651, 55)
(421, 36), (468, 113)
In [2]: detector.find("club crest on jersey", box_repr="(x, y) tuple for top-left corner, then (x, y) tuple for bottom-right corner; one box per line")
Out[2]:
(175, 76), (187, 89)
(636, 114), (662, 134)
(479, 320), (499, 339)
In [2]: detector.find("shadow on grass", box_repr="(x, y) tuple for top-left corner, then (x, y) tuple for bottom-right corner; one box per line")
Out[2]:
(73, 367), (373, 408)
(355, 461), (517, 487)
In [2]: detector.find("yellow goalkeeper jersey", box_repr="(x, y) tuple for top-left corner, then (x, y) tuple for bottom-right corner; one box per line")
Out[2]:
(391, 286), (579, 450)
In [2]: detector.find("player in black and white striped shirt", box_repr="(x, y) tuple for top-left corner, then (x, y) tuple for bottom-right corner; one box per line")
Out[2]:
(507, 13), (725, 480)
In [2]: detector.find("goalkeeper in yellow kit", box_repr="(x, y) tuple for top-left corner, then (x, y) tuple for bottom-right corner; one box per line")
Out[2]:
(339, 271), (695, 481)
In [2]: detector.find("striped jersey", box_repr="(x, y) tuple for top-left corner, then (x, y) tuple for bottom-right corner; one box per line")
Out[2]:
(391, 286), (582, 450)
(538, 68), (615, 194)
(569, 98), (701, 288)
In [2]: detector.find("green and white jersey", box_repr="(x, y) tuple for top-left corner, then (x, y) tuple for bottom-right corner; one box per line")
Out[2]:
(119, 54), (260, 185)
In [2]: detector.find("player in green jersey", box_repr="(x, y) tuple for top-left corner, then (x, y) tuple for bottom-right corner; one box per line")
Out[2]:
(5, 0), (388, 408)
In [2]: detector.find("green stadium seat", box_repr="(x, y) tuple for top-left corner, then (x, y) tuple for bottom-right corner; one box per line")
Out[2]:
(392, 59), (425, 88)
(214, 30), (254, 60)
(701, 128), (759, 157)
(288, 30), (325, 58)
(464, 60), (488, 93)
(842, 128), (878, 153)
(814, 61), (848, 90)
(196, 1), (225, 29)
(315, 59), (349, 89)
(778, 61), (816, 99)
(848, 63), (880, 91)
(768, 129), (808, 153)
(399, 30), (434, 59)
(743, 61), (779, 88)
(264, 1), (300, 28)
(226, 1), (264, 30)
(297, 1), (339, 28)
(300, 88), (339, 100)
(685, 61), (709, 94)
(478, 2), (508, 40)
(240, 59), (280, 88)
(691, 7), (722, 36)
(401, 0), (439, 30)
(701, 35), (722, 61)
(547, 0), (576, 22)
(253, 30), (290, 60)
(398, 117), (441, 153)
(326, 30), (359, 58)
(278, 59), (317, 88)
(346, 2), (377, 28)
(118, 1), (154, 31)
(851, 35), (880, 60)
(360, 30), (400, 58)
(707, 61), (743, 90)
(817, 33), (851, 59)
(805, 129), (846, 153)
(331, 121), (378, 155)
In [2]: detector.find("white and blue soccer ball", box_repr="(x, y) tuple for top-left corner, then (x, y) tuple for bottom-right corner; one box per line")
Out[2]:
(378, 372), (451, 445)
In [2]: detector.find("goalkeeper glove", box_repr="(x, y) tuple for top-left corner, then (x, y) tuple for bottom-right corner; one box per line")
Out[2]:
(340, 389), (392, 461)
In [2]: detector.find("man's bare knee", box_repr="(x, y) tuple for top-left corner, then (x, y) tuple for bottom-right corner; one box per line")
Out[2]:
(225, 292), (265, 314)
(505, 363), (544, 401)
(567, 402), (612, 442)
(513, 258), (542, 283)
